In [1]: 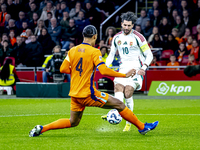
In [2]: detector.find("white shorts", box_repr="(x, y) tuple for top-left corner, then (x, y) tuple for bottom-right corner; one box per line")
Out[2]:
(114, 68), (143, 91)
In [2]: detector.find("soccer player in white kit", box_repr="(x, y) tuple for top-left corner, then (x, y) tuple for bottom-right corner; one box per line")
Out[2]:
(102, 12), (153, 131)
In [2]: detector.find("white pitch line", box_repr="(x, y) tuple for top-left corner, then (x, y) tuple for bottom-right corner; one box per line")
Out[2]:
(0, 113), (200, 118)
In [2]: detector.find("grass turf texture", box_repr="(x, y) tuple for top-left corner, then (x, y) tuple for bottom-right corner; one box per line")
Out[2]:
(0, 99), (200, 150)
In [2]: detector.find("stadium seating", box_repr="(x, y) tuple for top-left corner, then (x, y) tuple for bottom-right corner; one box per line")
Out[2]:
(192, 26), (197, 35)
(157, 60), (168, 66)
(3, 57), (15, 66)
(180, 55), (189, 66)
(161, 50), (174, 60)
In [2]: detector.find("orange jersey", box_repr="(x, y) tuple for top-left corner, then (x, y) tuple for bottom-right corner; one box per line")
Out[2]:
(61, 43), (126, 98)
(10, 37), (16, 46)
(150, 62), (159, 70)
(150, 63), (159, 66)
(190, 47), (199, 60)
(175, 37), (180, 43)
(187, 62), (198, 66)
(166, 62), (179, 70)
(187, 44), (192, 51)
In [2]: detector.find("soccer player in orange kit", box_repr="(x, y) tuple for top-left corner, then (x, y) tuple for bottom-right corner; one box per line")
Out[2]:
(29, 25), (158, 137)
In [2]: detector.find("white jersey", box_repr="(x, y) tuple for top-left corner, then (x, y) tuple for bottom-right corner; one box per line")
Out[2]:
(106, 29), (153, 72)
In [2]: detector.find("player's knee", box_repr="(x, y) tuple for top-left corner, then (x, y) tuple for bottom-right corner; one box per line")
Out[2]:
(114, 84), (124, 93)
(114, 99), (126, 111)
(124, 91), (132, 98)
(70, 119), (81, 127)
(124, 89), (131, 98)
(124, 86), (134, 98)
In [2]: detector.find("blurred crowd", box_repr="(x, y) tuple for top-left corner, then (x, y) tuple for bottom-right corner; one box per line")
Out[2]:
(99, 0), (200, 71)
(0, 0), (124, 67)
(0, 0), (200, 71)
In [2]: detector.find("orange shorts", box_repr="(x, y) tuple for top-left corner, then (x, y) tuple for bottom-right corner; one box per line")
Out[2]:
(70, 90), (109, 112)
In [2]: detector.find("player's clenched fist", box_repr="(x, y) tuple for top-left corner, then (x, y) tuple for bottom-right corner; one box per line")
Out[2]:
(126, 69), (136, 78)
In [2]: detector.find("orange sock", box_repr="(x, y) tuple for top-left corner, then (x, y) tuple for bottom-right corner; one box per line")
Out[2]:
(119, 107), (144, 130)
(41, 118), (71, 133)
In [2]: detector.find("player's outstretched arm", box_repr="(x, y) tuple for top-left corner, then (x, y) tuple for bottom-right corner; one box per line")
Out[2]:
(126, 69), (136, 78)
(60, 59), (71, 74)
(105, 47), (116, 67)
(98, 64), (136, 78)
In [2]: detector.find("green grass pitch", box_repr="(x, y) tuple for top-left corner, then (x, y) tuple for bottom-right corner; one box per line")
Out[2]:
(0, 98), (200, 150)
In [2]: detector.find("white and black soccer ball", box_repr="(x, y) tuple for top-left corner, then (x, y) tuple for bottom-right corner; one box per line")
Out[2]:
(107, 109), (122, 125)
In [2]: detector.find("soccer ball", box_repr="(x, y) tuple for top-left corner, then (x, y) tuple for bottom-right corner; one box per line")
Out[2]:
(107, 109), (122, 125)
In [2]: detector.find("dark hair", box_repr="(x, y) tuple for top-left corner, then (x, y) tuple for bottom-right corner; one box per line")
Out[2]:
(170, 54), (176, 57)
(31, 2), (36, 5)
(82, 25), (97, 38)
(141, 9), (146, 13)
(181, 0), (187, 2)
(121, 11), (137, 24)
(3, 40), (9, 44)
(183, 9), (188, 13)
(76, 1), (81, 5)
(33, 12), (38, 15)
(79, 10), (85, 15)
(192, 39), (198, 43)
(176, 15), (183, 23)
(168, 33), (175, 40)
(41, 27), (48, 32)
(153, 33), (160, 39)
(2, 33), (8, 37)
(31, 34), (36, 37)
(61, 1), (66, 5)
(135, 24), (141, 28)
(41, 27), (49, 35)
(0, 59), (12, 83)
(69, 41), (75, 45)
(179, 42), (188, 52)
(188, 54), (195, 58)
(100, 46), (108, 53)
(154, 9), (160, 12)
(47, 12), (53, 16)
(162, 17), (168, 22)
(47, 1), (53, 5)
(180, 42), (186, 46)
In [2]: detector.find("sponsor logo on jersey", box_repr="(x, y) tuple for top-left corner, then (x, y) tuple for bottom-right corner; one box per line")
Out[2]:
(101, 92), (106, 97)
(99, 56), (102, 61)
(123, 41), (127, 45)
(117, 40), (121, 45)
(133, 78), (138, 81)
(130, 42), (133, 46)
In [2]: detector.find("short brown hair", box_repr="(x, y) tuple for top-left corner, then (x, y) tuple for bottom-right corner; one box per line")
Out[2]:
(170, 54), (176, 57)
(188, 54), (195, 58)
(172, 28), (178, 32)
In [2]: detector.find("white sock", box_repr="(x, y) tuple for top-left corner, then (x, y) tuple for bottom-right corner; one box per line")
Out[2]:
(114, 92), (124, 103)
(125, 96), (134, 125)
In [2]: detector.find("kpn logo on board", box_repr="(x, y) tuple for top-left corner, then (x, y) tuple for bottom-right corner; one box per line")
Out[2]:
(148, 81), (200, 96)
(156, 82), (191, 95)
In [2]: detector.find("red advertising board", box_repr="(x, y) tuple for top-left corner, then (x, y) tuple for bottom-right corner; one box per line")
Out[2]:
(16, 70), (200, 91)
